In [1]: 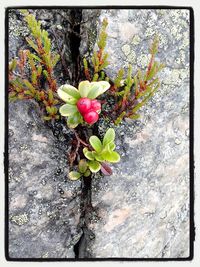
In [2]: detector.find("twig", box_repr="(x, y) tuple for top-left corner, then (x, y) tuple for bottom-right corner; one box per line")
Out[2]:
(73, 130), (89, 147)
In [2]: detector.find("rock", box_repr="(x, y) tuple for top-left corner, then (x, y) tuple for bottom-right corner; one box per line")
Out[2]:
(8, 100), (82, 258)
(8, 9), (29, 60)
(79, 9), (101, 58)
(80, 9), (190, 258)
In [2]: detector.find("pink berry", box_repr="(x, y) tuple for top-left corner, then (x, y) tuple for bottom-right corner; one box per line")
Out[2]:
(77, 97), (92, 115)
(83, 110), (99, 125)
(91, 99), (101, 113)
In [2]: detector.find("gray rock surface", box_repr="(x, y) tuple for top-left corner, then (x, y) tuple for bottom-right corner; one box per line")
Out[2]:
(80, 9), (190, 258)
(8, 8), (191, 259)
(8, 100), (82, 258)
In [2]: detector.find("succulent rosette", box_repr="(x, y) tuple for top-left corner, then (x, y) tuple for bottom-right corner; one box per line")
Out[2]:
(57, 80), (110, 128)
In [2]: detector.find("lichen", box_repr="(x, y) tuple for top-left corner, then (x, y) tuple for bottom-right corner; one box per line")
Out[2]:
(127, 51), (136, 63)
(10, 213), (29, 226)
(121, 44), (131, 56)
(137, 54), (151, 68)
(131, 35), (141, 45)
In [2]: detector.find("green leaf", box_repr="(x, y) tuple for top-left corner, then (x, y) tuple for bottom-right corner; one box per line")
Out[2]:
(87, 81), (110, 99)
(92, 73), (99, 82)
(37, 65), (42, 76)
(78, 159), (88, 174)
(83, 58), (88, 70)
(78, 81), (91, 97)
(94, 154), (104, 162)
(104, 142), (116, 152)
(9, 59), (17, 71)
(83, 148), (95, 160)
(67, 112), (83, 128)
(101, 151), (120, 163)
(26, 37), (39, 53)
(87, 83), (101, 99)
(98, 81), (111, 91)
(146, 62), (157, 81)
(109, 142), (116, 151)
(48, 89), (53, 101)
(57, 85), (80, 103)
(23, 79), (35, 92)
(31, 71), (37, 84)
(89, 136), (102, 153)
(92, 151), (98, 157)
(83, 169), (91, 177)
(43, 70), (49, 79)
(103, 128), (115, 147)
(68, 171), (81, 180)
(114, 111), (126, 125)
(88, 161), (101, 173)
(31, 53), (42, 63)
(129, 114), (140, 120)
(59, 103), (78, 116)
(46, 106), (53, 114)
(43, 116), (52, 121)
(61, 84), (80, 99)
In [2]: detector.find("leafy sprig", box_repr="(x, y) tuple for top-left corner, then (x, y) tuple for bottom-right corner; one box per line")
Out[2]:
(68, 128), (120, 180)
(9, 10), (61, 121)
(107, 37), (165, 125)
(83, 18), (110, 82)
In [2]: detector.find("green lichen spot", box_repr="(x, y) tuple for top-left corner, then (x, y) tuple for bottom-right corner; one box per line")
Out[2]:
(127, 51), (136, 63)
(164, 69), (181, 85)
(11, 213), (29, 226)
(121, 44), (131, 56)
(145, 28), (155, 37)
(137, 54), (151, 68)
(131, 35), (141, 45)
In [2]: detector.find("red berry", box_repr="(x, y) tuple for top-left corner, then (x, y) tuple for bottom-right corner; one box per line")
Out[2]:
(77, 97), (92, 114)
(91, 99), (101, 113)
(83, 110), (99, 125)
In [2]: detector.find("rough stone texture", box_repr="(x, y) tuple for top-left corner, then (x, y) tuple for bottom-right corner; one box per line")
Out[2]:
(8, 100), (82, 258)
(80, 9), (101, 58)
(80, 9), (190, 258)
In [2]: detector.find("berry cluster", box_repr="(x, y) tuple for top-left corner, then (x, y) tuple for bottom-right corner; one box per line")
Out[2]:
(77, 98), (101, 125)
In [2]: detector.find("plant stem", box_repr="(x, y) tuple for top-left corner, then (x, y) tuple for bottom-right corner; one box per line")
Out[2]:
(73, 130), (89, 147)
